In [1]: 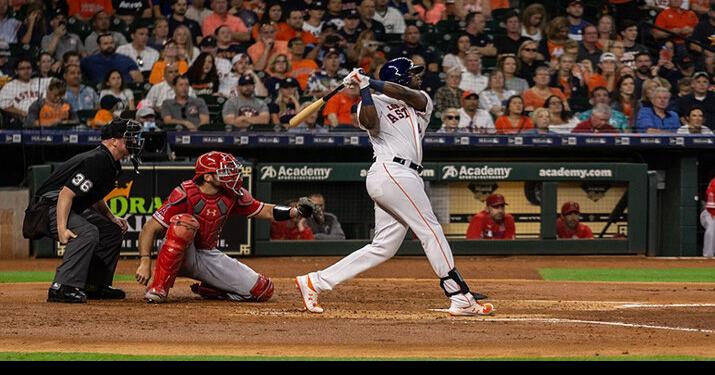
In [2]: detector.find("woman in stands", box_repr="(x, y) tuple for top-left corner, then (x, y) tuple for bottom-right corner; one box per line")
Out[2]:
(173, 25), (200, 65)
(498, 54), (529, 94)
(149, 39), (189, 85)
(545, 95), (579, 133)
(677, 107), (713, 134)
(434, 66), (464, 113)
(522, 66), (569, 112)
(495, 95), (533, 134)
(612, 75), (639, 130)
(263, 53), (292, 99)
(442, 34), (472, 73)
(148, 16), (170, 51)
(480, 70), (516, 119)
(596, 15), (616, 50)
(17, 3), (46, 46)
(354, 29), (385, 74)
(185, 52), (220, 97)
(520, 3), (547, 42)
(99, 69), (135, 116)
(529, 107), (553, 134)
(251, 2), (288, 42)
(538, 16), (569, 62)
(516, 40), (543, 86)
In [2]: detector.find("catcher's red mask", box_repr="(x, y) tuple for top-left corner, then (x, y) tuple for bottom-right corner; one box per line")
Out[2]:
(194, 151), (243, 194)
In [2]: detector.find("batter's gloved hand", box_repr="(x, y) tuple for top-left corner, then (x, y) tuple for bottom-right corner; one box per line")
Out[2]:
(343, 68), (370, 90)
(296, 197), (316, 218)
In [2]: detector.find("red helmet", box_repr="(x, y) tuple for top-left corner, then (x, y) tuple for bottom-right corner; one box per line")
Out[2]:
(194, 151), (243, 194)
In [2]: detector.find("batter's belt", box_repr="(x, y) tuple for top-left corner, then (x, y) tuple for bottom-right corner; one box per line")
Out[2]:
(373, 156), (424, 173)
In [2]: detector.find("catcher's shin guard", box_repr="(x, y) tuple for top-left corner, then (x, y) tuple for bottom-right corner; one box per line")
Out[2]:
(146, 214), (199, 302)
(249, 274), (274, 302)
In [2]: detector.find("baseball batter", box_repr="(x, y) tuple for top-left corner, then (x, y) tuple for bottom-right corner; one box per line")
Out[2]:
(135, 151), (316, 303)
(295, 58), (495, 316)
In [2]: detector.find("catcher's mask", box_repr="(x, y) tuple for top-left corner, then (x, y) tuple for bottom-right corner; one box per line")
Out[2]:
(194, 151), (243, 195)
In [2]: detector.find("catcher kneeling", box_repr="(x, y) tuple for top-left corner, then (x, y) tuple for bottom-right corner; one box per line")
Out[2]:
(135, 151), (315, 303)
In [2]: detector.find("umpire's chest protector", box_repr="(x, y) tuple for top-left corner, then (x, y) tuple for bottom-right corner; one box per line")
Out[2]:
(181, 181), (238, 250)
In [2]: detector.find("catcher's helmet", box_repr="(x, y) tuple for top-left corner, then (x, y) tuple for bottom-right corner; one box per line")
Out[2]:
(379, 57), (425, 86)
(194, 151), (243, 194)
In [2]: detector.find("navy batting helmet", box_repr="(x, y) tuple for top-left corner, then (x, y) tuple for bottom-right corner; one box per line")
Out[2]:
(379, 57), (425, 86)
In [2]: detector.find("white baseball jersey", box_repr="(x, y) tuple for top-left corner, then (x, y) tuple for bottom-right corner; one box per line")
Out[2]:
(357, 91), (433, 164)
(0, 78), (50, 113)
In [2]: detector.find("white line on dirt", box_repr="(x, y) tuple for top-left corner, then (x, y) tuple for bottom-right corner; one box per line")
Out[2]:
(427, 309), (715, 333)
(617, 303), (715, 309)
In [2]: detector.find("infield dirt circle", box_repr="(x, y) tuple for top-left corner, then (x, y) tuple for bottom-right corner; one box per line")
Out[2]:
(1, 256), (714, 359)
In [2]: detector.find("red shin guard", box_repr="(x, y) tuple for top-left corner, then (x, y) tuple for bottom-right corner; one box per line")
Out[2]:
(147, 214), (199, 297)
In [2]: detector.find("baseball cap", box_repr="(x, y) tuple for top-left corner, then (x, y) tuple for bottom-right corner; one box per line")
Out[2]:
(600, 52), (617, 63)
(677, 54), (694, 68)
(309, 1), (324, 10)
(238, 74), (255, 86)
(49, 7), (65, 20)
(280, 77), (299, 89)
(135, 106), (155, 119)
(343, 9), (359, 19)
(486, 194), (507, 208)
(462, 91), (479, 100)
(200, 36), (217, 48)
(100, 95), (121, 110)
(324, 47), (340, 57)
(561, 201), (581, 216)
(693, 71), (711, 81)
(232, 53), (250, 66)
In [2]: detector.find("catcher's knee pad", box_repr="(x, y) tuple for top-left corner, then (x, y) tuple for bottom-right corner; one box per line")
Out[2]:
(249, 274), (274, 302)
(147, 214), (200, 298)
(439, 268), (471, 297)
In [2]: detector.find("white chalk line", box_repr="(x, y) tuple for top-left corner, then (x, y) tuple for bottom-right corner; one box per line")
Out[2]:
(427, 309), (715, 333)
(617, 303), (715, 309)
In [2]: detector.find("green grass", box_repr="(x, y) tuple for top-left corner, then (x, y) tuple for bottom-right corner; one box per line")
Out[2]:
(0, 352), (713, 361)
(0, 271), (134, 283)
(539, 268), (715, 283)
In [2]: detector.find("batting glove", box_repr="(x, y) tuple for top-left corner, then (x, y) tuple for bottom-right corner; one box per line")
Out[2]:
(342, 69), (370, 90)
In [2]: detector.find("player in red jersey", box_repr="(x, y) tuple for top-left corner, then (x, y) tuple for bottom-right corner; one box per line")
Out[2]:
(465, 194), (516, 240)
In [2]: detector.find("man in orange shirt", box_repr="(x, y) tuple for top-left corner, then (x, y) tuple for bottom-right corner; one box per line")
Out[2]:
(278, 9), (319, 46)
(288, 38), (319, 91)
(556, 201), (593, 239)
(465, 194), (516, 240)
(653, 0), (698, 48)
(68, 0), (112, 22)
(202, 0), (250, 42)
(248, 22), (290, 72)
(322, 84), (359, 128)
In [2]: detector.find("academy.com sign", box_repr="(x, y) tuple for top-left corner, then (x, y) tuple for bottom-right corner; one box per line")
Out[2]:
(441, 165), (512, 180)
(260, 165), (333, 181)
(538, 168), (613, 179)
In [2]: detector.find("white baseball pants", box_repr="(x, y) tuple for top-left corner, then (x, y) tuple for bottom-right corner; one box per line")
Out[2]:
(699, 210), (715, 257)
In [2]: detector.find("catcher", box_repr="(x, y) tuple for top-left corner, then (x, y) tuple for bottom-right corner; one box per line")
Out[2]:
(135, 151), (315, 303)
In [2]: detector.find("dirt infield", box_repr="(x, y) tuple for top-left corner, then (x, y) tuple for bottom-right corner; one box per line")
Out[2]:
(1, 256), (714, 359)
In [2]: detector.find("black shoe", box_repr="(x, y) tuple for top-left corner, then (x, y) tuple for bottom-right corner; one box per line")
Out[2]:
(86, 285), (126, 300)
(47, 283), (87, 303)
(471, 292), (489, 300)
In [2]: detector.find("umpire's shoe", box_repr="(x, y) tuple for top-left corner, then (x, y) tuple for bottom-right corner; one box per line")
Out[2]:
(47, 283), (87, 303)
(86, 285), (126, 300)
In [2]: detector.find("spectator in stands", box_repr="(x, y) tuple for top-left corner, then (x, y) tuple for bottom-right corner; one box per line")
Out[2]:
(185, 52), (219, 96)
(0, 0), (20, 44)
(202, 0), (250, 42)
(302, 1), (325, 38)
(459, 50), (488, 94)
(551, 53), (588, 112)
(99, 69), (135, 116)
(249, 2), (287, 42)
(324, 0), (345, 28)
(565, 0), (588, 41)
(520, 3), (547, 42)
(17, 3), (45, 46)
(264, 54), (293, 99)
(80, 33), (143, 85)
(287, 102), (328, 134)
(653, 0), (698, 56)
(577, 24), (602, 68)
(143, 62), (195, 112)
(539, 16), (569, 62)
(411, 53), (439, 96)
(437, 107), (461, 133)
(249, 22), (290, 73)
(388, 25), (438, 73)
(480, 70), (517, 119)
(161, 75), (209, 131)
(636, 87), (681, 133)
(618, 20), (649, 69)
(148, 16), (170, 51)
(113, 0), (153, 26)
(640, 77), (672, 111)
(84, 11), (129, 56)
(633, 51), (655, 99)
(307, 48), (344, 99)
(37, 52), (57, 79)
(270, 199), (315, 240)
(413, 0), (447, 25)
(557, 201), (593, 239)
(597, 15), (616, 49)
(495, 95), (533, 134)
(585, 52), (618, 95)
(269, 77), (300, 128)
(173, 25), (200, 65)
(441, 34), (471, 73)
(578, 86), (629, 132)
(677, 106), (713, 134)
(186, 0), (212, 24)
(676, 72), (715, 129)
(0, 42), (9, 78)
(464, 12), (496, 57)
(63, 64), (98, 112)
(572, 103), (619, 133)
(496, 11), (531, 56)
(357, 0), (386, 40)
(0, 58), (50, 128)
(135, 106), (159, 131)
(42, 9), (85, 62)
(337, 9), (361, 56)
(279, 9), (319, 46)
(288, 37), (319, 92)
(529, 107), (553, 134)
(68, 0), (112, 22)
(498, 54), (529, 94)
(373, 0), (406, 35)
(612, 75), (639, 130)
(465, 193), (516, 240)
(149, 39), (189, 84)
(523, 66), (569, 112)
(323, 84), (359, 128)
(90, 95), (119, 128)
(168, 0), (202, 45)
(214, 25), (243, 61)
(24, 78), (77, 128)
(116, 22), (159, 75)
(690, 4), (715, 76)
(517, 40), (543, 86)
(546, 95), (580, 133)
(434, 67), (464, 113)
(305, 193), (346, 240)
(222, 74), (270, 130)
(459, 91), (494, 133)
(219, 53), (268, 98)
(228, 0), (259, 30)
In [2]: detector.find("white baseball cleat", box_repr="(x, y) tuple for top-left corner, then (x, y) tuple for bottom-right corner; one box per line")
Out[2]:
(145, 289), (167, 304)
(295, 274), (323, 313)
(448, 300), (496, 316)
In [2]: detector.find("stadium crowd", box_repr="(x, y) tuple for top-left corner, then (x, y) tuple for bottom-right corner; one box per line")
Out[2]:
(0, 0), (713, 134)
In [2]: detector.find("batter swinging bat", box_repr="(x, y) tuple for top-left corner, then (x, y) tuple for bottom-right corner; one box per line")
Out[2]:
(288, 84), (345, 128)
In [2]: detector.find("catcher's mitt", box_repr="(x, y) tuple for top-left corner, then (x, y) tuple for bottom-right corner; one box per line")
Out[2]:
(296, 197), (316, 218)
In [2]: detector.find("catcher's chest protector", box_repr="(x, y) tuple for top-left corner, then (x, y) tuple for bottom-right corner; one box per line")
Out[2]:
(181, 181), (237, 249)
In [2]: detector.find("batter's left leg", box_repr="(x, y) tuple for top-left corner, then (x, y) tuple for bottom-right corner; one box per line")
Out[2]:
(701, 210), (715, 257)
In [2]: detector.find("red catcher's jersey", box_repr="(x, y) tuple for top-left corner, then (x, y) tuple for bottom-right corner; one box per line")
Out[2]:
(556, 217), (594, 239)
(153, 180), (264, 249)
(465, 210), (516, 240)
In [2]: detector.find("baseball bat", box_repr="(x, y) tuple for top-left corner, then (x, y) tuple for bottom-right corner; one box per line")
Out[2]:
(288, 84), (345, 128)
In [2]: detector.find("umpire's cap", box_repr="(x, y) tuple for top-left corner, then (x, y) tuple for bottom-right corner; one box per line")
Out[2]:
(379, 57), (424, 86)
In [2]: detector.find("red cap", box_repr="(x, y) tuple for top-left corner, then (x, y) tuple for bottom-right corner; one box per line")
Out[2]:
(561, 201), (581, 215)
(462, 91), (479, 100)
(486, 194), (507, 207)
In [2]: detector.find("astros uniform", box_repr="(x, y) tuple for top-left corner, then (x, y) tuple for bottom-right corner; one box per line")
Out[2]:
(308, 91), (472, 303)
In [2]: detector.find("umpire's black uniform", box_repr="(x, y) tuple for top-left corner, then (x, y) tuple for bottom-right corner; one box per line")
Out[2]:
(23, 120), (143, 303)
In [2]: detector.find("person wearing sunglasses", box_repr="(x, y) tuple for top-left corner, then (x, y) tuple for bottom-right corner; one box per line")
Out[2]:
(117, 23), (160, 74)
(437, 107), (461, 133)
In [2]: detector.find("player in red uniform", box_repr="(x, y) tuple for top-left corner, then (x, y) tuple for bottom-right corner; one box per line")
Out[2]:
(556, 201), (593, 239)
(465, 194), (516, 240)
(700, 177), (715, 257)
(134, 151), (316, 303)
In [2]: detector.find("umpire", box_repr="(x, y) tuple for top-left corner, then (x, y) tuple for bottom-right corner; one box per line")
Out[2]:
(22, 119), (143, 303)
